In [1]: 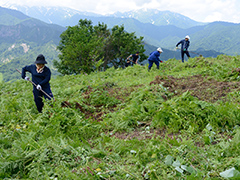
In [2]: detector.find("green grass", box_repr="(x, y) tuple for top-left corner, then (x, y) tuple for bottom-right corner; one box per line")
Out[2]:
(1, 55), (240, 179)
(0, 73), (3, 82)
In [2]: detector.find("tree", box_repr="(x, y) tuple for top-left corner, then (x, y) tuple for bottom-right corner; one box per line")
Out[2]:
(54, 19), (104, 75)
(54, 19), (146, 75)
(108, 25), (147, 68)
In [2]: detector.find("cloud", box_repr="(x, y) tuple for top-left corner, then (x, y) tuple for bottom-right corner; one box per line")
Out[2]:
(136, 0), (240, 23)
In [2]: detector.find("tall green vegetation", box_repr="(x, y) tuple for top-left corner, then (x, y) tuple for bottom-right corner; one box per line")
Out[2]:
(0, 73), (3, 82)
(1, 56), (240, 179)
(54, 19), (147, 75)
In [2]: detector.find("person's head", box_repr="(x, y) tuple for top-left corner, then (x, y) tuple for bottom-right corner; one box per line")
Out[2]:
(136, 51), (139, 55)
(185, 35), (190, 41)
(157, 47), (163, 53)
(35, 54), (47, 65)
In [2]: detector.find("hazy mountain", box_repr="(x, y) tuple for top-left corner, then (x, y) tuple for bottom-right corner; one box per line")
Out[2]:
(0, 6), (66, 81)
(3, 5), (204, 29)
(107, 9), (205, 29)
(0, 7), (65, 44)
(2, 4), (102, 26)
(0, 5), (30, 25)
(2, 5), (235, 55)
(158, 21), (240, 55)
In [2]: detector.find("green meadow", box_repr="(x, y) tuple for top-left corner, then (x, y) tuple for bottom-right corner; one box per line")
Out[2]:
(1, 55), (240, 179)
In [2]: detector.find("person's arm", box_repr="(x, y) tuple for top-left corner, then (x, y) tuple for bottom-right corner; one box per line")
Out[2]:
(157, 52), (162, 62)
(39, 68), (51, 86)
(21, 65), (32, 79)
(159, 58), (163, 63)
(159, 56), (163, 63)
(127, 54), (132, 60)
(135, 57), (139, 64)
(176, 40), (182, 47)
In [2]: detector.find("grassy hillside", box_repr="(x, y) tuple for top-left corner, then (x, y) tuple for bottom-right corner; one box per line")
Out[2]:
(1, 55), (240, 179)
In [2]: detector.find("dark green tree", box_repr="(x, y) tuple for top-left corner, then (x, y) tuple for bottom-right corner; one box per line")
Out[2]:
(54, 19), (146, 75)
(108, 25), (147, 68)
(54, 19), (104, 75)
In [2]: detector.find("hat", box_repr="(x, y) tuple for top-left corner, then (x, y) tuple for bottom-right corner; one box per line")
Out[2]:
(157, 47), (163, 52)
(35, 54), (47, 64)
(185, 35), (190, 40)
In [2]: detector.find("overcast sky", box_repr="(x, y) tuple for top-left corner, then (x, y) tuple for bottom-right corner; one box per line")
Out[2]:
(1, 0), (240, 23)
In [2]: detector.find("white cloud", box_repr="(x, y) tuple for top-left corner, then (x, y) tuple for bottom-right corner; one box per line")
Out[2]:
(0, 0), (240, 23)
(137, 0), (240, 23)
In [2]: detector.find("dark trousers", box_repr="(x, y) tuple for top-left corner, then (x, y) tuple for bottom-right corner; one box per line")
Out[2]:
(33, 88), (53, 113)
(181, 50), (190, 62)
(148, 60), (159, 70)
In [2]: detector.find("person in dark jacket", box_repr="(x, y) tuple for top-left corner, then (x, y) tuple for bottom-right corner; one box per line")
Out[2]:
(125, 59), (131, 68)
(148, 47), (163, 71)
(176, 35), (190, 62)
(22, 54), (53, 113)
(127, 51), (139, 65)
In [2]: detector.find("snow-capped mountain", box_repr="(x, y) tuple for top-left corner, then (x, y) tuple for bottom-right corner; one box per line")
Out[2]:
(2, 4), (204, 29)
(107, 8), (205, 28)
(2, 4), (102, 25)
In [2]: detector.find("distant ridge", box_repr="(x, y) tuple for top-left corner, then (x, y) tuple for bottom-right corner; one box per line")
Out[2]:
(107, 8), (205, 28)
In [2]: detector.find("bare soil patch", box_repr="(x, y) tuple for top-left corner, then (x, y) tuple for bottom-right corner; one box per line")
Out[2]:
(150, 75), (240, 103)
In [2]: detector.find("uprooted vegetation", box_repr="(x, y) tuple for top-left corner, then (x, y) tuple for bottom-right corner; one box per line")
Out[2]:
(1, 55), (240, 179)
(150, 74), (240, 102)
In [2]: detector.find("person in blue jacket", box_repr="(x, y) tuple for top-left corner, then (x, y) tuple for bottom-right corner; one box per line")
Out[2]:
(176, 35), (190, 62)
(22, 54), (53, 113)
(148, 47), (163, 71)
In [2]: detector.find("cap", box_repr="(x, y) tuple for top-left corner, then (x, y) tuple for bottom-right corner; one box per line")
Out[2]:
(185, 35), (190, 40)
(157, 47), (163, 52)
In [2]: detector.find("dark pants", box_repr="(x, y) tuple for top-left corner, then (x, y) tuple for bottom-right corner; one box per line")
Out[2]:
(33, 88), (53, 113)
(181, 50), (190, 62)
(148, 60), (159, 70)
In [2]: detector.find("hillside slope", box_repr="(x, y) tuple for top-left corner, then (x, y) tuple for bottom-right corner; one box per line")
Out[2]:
(0, 6), (29, 25)
(1, 55), (240, 179)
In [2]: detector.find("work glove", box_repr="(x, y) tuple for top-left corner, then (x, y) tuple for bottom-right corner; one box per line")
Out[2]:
(36, 84), (42, 91)
(25, 76), (30, 81)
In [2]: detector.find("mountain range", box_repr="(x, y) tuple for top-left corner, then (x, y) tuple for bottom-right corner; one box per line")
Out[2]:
(0, 6), (66, 82)
(3, 5), (240, 55)
(3, 5), (205, 29)
(1, 4), (239, 82)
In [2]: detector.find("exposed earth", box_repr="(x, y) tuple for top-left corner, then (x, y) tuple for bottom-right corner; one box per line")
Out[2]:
(62, 74), (240, 140)
(150, 74), (240, 103)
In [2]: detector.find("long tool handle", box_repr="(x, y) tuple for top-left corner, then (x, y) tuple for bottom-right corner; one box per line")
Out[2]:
(16, 68), (54, 100)
(189, 51), (199, 55)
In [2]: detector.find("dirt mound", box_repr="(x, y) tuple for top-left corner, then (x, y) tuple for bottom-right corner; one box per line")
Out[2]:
(150, 75), (240, 103)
